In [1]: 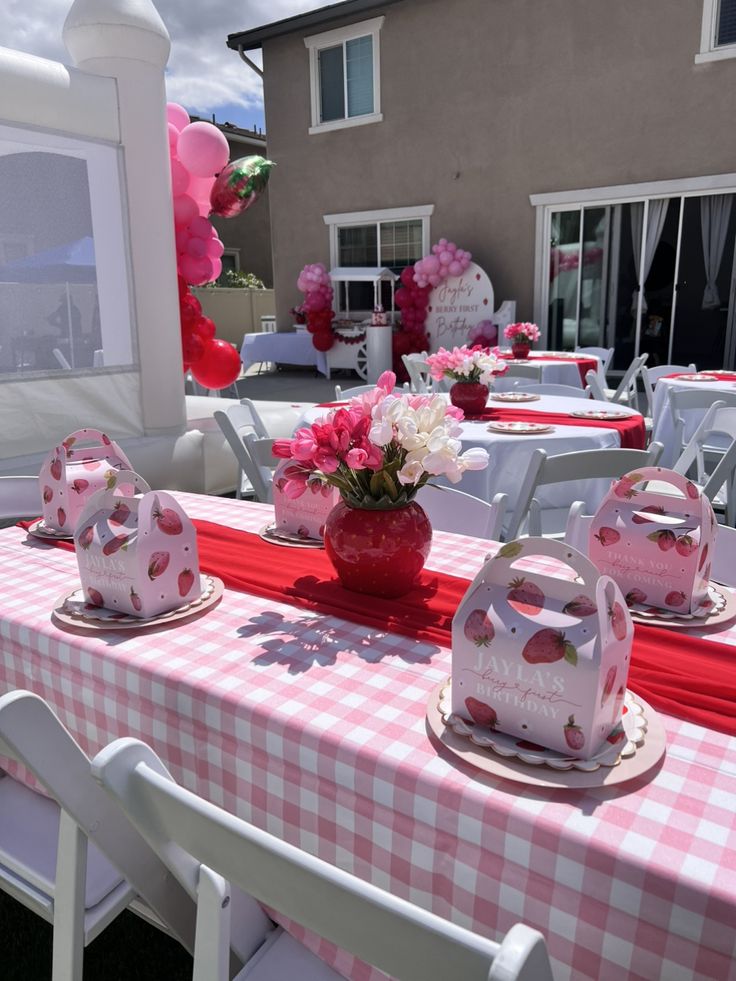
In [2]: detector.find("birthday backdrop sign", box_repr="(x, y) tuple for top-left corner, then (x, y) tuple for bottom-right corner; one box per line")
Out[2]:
(425, 263), (495, 352)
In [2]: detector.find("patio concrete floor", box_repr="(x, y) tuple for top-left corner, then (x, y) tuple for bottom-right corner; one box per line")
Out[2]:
(235, 364), (352, 404)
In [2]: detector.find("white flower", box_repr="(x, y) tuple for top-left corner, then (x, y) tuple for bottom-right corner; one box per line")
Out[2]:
(397, 459), (426, 485)
(459, 447), (490, 470)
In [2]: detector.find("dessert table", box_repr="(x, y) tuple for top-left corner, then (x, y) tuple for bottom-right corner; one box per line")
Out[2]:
(240, 330), (329, 376)
(651, 372), (736, 467)
(299, 395), (644, 521)
(1, 493), (734, 981)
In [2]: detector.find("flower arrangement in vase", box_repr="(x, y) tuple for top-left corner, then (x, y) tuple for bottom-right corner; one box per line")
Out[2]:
(273, 372), (488, 597)
(503, 322), (541, 360)
(424, 344), (508, 416)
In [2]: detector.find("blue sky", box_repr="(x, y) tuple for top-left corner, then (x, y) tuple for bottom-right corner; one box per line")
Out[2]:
(6, 0), (326, 136)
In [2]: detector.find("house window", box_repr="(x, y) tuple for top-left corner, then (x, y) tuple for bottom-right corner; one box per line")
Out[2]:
(696, 0), (736, 62)
(325, 205), (433, 312)
(305, 18), (384, 134)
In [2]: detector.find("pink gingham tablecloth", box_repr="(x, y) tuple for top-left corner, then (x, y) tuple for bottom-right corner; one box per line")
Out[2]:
(1, 492), (735, 981)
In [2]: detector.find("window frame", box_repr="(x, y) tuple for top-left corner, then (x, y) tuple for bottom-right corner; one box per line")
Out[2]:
(305, 17), (384, 134)
(696, 0), (736, 63)
(324, 205), (433, 314)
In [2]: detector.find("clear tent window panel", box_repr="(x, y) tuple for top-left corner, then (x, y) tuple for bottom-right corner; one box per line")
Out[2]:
(0, 124), (134, 377)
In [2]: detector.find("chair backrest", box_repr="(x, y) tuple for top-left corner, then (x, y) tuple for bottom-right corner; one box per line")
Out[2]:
(668, 389), (736, 454)
(242, 434), (276, 503)
(611, 353), (648, 405)
(214, 401), (270, 499)
(335, 382), (409, 400)
(641, 363), (697, 417)
(584, 368), (607, 402)
(563, 501), (592, 553)
(0, 476), (43, 520)
(507, 442), (664, 539)
(503, 364), (543, 382)
(517, 383), (590, 399)
(673, 404), (736, 525)
(93, 738), (554, 981)
(0, 691), (197, 954)
(401, 353), (431, 394)
(52, 348), (72, 370)
(416, 485), (507, 541)
(576, 346), (613, 374)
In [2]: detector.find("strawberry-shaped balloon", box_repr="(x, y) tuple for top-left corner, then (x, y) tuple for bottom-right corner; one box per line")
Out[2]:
(148, 551), (170, 580)
(522, 628), (577, 665)
(564, 716), (585, 751)
(177, 568), (195, 597)
(463, 609), (495, 647)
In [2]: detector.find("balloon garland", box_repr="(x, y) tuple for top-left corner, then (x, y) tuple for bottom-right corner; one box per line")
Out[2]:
(167, 102), (274, 389)
(297, 263), (336, 351)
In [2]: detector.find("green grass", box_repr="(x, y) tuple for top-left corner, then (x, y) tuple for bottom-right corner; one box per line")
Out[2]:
(0, 891), (193, 980)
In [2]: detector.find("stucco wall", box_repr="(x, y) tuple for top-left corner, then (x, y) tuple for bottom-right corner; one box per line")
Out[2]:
(261, 0), (736, 328)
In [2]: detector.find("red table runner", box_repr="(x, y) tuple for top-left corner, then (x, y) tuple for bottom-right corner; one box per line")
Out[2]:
(499, 352), (597, 386)
(27, 519), (735, 735)
(478, 407), (646, 449)
(663, 372), (736, 382)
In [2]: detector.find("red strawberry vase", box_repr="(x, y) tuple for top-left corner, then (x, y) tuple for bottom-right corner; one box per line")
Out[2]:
(511, 341), (531, 359)
(324, 499), (432, 599)
(449, 381), (489, 417)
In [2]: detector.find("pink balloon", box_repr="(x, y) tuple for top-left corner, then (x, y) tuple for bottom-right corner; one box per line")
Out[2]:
(174, 227), (189, 254)
(167, 103), (190, 132)
(446, 242), (457, 252)
(170, 158), (190, 197)
(186, 237), (207, 259)
(428, 273), (441, 287)
(180, 253), (213, 285)
(167, 124), (180, 150)
(424, 255), (440, 275)
(173, 194), (198, 228)
(439, 251), (452, 265)
(210, 257), (222, 281)
(188, 215), (212, 239)
(177, 122), (230, 178)
(206, 237), (224, 259)
(448, 260), (463, 277)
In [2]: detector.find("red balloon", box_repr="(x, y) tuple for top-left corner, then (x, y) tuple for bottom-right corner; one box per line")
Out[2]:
(181, 327), (205, 365)
(395, 287), (411, 310)
(191, 338), (241, 389)
(311, 329), (334, 352)
(400, 266), (415, 287)
(177, 274), (188, 298)
(193, 316), (217, 341)
(179, 293), (202, 328)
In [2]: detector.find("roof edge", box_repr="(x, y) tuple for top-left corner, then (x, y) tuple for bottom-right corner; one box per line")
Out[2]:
(227, 0), (405, 51)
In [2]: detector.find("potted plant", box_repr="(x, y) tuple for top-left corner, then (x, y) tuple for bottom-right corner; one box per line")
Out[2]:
(503, 322), (541, 360)
(425, 345), (508, 416)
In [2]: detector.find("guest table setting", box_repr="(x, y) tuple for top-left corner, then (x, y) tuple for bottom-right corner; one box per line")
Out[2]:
(651, 370), (736, 466)
(2, 370), (734, 981)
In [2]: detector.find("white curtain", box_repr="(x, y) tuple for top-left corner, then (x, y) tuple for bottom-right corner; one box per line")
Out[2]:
(700, 194), (733, 310)
(630, 199), (669, 316)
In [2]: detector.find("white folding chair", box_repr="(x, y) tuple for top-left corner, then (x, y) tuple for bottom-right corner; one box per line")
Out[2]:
(52, 348), (72, 370)
(514, 383), (589, 399)
(93, 737), (554, 981)
(576, 346), (613, 376)
(585, 353), (648, 406)
(334, 382), (409, 400)
(507, 442), (664, 539)
(641, 363), (697, 419)
(401, 352), (431, 394)
(503, 364), (542, 383)
(667, 389), (736, 461)
(416, 485), (507, 541)
(0, 476), (43, 520)
(0, 690), (211, 981)
(242, 434), (276, 503)
(214, 400), (271, 499)
(673, 404), (736, 526)
(565, 500), (736, 585)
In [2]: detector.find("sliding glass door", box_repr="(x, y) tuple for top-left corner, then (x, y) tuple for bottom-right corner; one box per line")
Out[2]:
(543, 190), (736, 370)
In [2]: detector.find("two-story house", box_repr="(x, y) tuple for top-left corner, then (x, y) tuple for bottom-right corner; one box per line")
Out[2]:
(228, 0), (736, 371)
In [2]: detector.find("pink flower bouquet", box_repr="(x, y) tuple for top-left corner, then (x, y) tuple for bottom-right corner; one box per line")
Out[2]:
(424, 344), (507, 384)
(273, 371), (489, 509)
(503, 322), (541, 345)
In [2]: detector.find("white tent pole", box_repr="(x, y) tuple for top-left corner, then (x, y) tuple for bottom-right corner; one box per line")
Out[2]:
(65, 282), (75, 368)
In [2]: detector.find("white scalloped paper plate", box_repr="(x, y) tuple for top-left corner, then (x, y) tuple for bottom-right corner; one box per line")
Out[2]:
(27, 518), (74, 542)
(426, 679), (667, 788)
(489, 392), (541, 403)
(259, 523), (325, 549)
(487, 421), (554, 435)
(52, 575), (223, 631)
(627, 583), (736, 628)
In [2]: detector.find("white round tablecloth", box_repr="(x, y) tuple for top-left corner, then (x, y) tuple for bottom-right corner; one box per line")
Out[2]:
(651, 375), (736, 466)
(494, 352), (598, 391)
(297, 394), (638, 522)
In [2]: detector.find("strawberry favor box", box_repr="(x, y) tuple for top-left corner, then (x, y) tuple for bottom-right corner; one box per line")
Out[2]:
(73, 472), (201, 618)
(451, 537), (633, 760)
(272, 460), (339, 540)
(39, 428), (132, 534)
(589, 467), (716, 615)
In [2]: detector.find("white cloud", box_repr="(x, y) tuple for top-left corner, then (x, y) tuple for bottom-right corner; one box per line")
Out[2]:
(2, 0), (325, 125)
